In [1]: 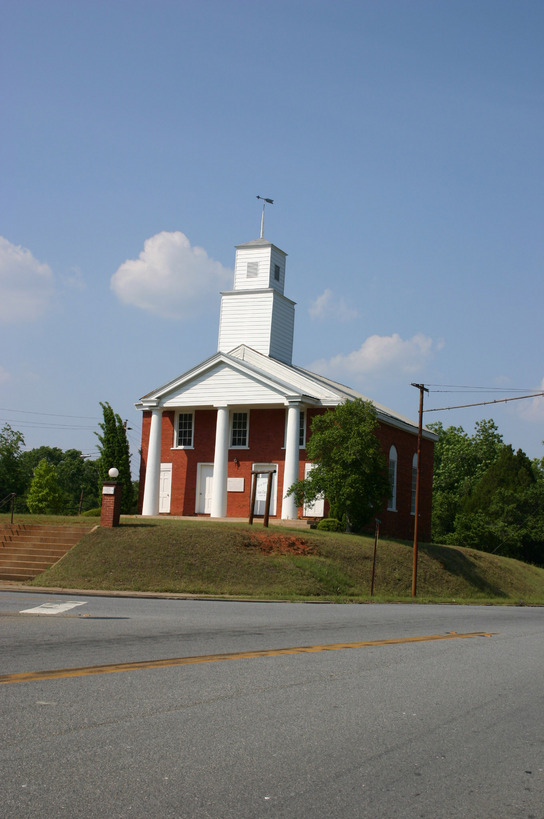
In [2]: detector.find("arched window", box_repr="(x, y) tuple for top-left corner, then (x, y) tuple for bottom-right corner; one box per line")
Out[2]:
(411, 453), (418, 515)
(388, 445), (397, 511)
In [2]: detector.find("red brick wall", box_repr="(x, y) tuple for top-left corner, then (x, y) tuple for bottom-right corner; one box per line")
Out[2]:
(373, 424), (434, 542)
(225, 408), (285, 517)
(137, 406), (434, 539)
(100, 482), (122, 527)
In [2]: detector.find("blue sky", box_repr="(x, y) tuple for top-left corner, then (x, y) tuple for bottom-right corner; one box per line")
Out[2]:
(2, 0), (543, 469)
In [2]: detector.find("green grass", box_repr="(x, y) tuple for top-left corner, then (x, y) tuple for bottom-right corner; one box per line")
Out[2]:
(10, 515), (543, 604)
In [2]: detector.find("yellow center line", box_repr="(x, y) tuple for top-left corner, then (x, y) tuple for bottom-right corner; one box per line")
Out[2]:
(0, 631), (494, 685)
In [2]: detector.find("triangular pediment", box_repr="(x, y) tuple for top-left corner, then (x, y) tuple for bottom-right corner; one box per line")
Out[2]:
(137, 348), (310, 409)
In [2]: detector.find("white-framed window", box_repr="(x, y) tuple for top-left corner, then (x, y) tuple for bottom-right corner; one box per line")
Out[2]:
(299, 410), (306, 448)
(230, 411), (249, 447)
(274, 264), (280, 281)
(175, 412), (194, 448)
(388, 445), (398, 511)
(411, 453), (418, 515)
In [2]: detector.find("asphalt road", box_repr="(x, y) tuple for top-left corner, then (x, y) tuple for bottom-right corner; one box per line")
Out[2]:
(1, 591), (543, 818)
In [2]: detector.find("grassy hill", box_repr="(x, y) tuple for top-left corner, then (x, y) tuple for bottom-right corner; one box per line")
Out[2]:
(18, 517), (544, 604)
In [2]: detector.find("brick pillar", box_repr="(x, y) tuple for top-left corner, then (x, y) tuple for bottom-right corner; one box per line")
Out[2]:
(101, 482), (123, 527)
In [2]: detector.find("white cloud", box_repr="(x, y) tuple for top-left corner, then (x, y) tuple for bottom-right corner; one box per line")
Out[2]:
(0, 237), (55, 323)
(309, 288), (358, 321)
(110, 231), (233, 319)
(0, 365), (10, 384)
(311, 332), (440, 380)
(517, 378), (544, 424)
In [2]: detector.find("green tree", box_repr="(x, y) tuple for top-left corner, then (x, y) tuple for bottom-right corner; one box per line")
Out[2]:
(452, 446), (544, 563)
(428, 419), (504, 540)
(96, 402), (134, 514)
(19, 446), (64, 504)
(56, 449), (100, 513)
(287, 399), (390, 531)
(20, 446), (100, 513)
(0, 424), (26, 502)
(26, 459), (64, 514)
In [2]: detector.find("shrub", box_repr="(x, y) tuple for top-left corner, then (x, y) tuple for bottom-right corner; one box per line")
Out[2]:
(316, 518), (344, 532)
(81, 507), (101, 517)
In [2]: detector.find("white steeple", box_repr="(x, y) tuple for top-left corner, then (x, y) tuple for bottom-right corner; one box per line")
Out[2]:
(217, 236), (295, 364)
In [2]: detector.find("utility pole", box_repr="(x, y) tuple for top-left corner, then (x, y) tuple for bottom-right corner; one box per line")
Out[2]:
(411, 383), (428, 597)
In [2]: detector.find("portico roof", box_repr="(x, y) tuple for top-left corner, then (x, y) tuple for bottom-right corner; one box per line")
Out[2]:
(136, 345), (436, 440)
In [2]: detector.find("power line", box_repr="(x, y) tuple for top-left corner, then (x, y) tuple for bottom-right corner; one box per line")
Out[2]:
(0, 407), (99, 420)
(0, 421), (97, 431)
(425, 384), (540, 394)
(426, 384), (537, 390)
(424, 392), (544, 413)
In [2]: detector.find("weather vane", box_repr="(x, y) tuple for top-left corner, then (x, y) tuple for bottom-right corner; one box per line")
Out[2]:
(256, 195), (274, 238)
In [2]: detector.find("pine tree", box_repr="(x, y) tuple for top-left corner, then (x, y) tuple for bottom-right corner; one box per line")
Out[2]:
(96, 402), (134, 514)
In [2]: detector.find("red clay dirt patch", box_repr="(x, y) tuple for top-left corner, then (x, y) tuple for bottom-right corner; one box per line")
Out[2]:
(244, 532), (316, 556)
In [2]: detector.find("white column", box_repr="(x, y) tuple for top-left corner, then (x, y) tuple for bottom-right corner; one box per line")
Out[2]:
(281, 403), (300, 519)
(141, 408), (162, 516)
(210, 405), (229, 518)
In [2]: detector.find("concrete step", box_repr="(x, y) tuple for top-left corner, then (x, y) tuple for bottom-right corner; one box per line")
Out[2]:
(1, 571), (37, 581)
(0, 527), (88, 535)
(0, 547), (70, 566)
(0, 523), (93, 581)
(0, 557), (59, 572)
(0, 534), (85, 546)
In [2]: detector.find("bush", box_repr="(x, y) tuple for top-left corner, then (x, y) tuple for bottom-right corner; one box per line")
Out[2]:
(316, 518), (344, 532)
(81, 507), (101, 517)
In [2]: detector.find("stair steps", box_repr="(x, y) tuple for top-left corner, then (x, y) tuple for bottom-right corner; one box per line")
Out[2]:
(0, 523), (94, 581)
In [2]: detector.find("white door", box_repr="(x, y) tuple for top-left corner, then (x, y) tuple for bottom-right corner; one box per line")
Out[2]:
(303, 462), (324, 517)
(159, 463), (172, 513)
(252, 464), (277, 516)
(196, 464), (214, 514)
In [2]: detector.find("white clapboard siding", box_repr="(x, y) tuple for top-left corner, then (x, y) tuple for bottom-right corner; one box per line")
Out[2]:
(269, 296), (295, 364)
(270, 246), (286, 292)
(218, 290), (295, 364)
(218, 291), (274, 354)
(233, 241), (286, 294)
(162, 362), (289, 407)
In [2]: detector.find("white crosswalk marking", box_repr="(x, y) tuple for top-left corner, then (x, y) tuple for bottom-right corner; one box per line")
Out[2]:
(20, 601), (87, 615)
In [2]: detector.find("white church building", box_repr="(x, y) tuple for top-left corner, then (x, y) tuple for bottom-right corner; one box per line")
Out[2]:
(136, 225), (435, 539)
